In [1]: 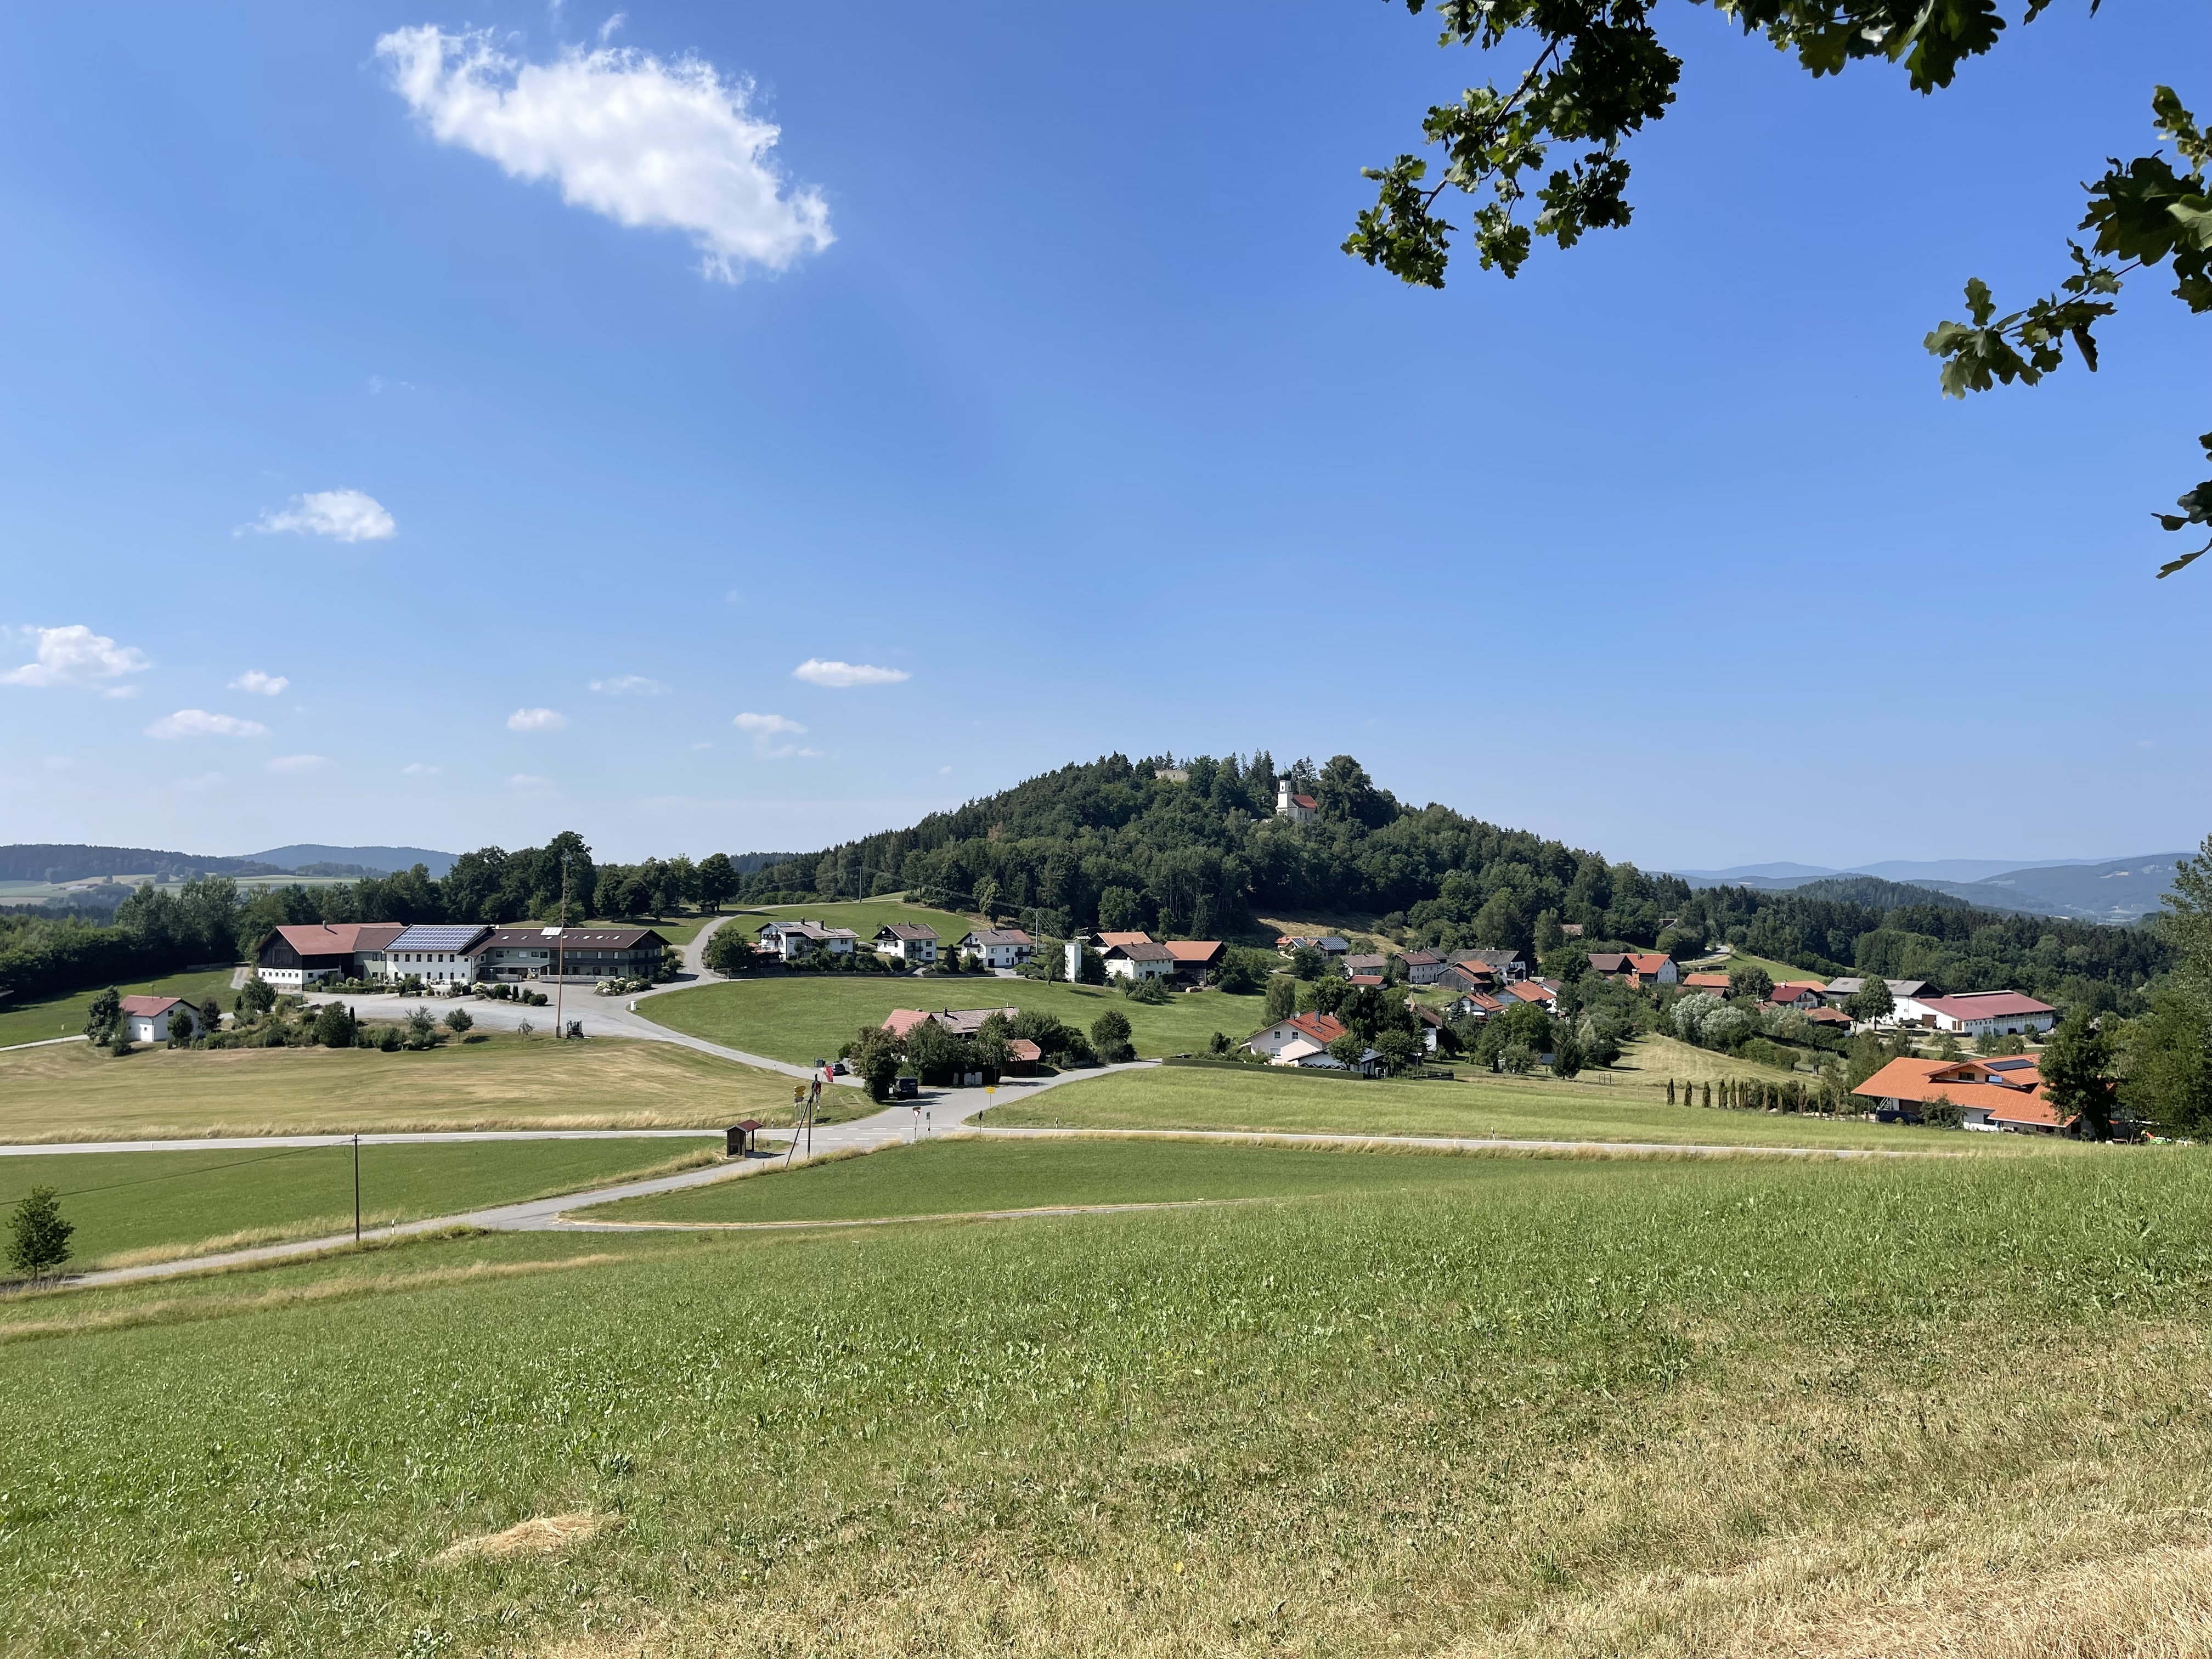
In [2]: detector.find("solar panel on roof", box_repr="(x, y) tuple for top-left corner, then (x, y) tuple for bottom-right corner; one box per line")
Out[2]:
(389, 924), (489, 949)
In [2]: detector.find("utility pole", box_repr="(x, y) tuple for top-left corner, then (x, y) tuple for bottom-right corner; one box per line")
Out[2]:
(553, 854), (569, 1041)
(353, 1132), (361, 1246)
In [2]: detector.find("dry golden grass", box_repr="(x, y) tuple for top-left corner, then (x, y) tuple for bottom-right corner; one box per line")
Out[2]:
(0, 1254), (622, 1344)
(433, 1510), (610, 1564)
(0, 1035), (797, 1141)
(534, 1321), (2212, 1659)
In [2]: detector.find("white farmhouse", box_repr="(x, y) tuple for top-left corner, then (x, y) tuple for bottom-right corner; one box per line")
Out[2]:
(120, 994), (199, 1043)
(1101, 941), (1177, 982)
(957, 928), (1035, 970)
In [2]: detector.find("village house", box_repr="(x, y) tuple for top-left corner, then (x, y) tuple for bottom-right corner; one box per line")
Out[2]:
(1852, 1054), (2066, 1132)
(1765, 981), (1829, 1012)
(958, 928), (1036, 970)
(1245, 1010), (1348, 1065)
(252, 922), (406, 989)
(882, 1006), (1022, 1039)
(483, 927), (670, 983)
(1448, 948), (1527, 983)
(120, 994), (199, 1043)
(1681, 971), (1734, 996)
(1821, 977), (1929, 1009)
(757, 919), (861, 962)
(1342, 952), (1389, 983)
(1436, 961), (1498, 995)
(1163, 940), (1225, 981)
(1447, 989), (1506, 1022)
(1504, 980), (1560, 1012)
(1276, 779), (1319, 824)
(384, 924), (494, 987)
(1102, 940), (1178, 982)
(1098, 930), (1155, 950)
(872, 923), (939, 966)
(1397, 948), (1448, 985)
(1407, 998), (1449, 1052)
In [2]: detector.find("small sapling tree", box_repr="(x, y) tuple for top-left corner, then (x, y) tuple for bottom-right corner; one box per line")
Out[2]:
(7, 1186), (74, 1284)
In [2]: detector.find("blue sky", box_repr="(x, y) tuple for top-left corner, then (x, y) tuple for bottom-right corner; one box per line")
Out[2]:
(1, 1), (2204, 871)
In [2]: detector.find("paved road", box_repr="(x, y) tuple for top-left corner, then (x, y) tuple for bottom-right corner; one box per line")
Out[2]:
(0, 1035), (88, 1054)
(57, 1061), (1164, 1289)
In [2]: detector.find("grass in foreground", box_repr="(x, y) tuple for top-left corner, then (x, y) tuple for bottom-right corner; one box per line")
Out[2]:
(582, 1134), (1553, 1226)
(0, 1034), (810, 1142)
(1, 1150), (2205, 1657)
(985, 1063), (2064, 1152)
(0, 965), (240, 1050)
(0, 1137), (721, 1269)
(645, 975), (1270, 1065)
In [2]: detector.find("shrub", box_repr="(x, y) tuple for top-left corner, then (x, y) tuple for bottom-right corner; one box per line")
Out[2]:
(1121, 975), (1172, 1005)
(1922, 1092), (1965, 1130)
(444, 1008), (474, 1034)
(1373, 1029), (1422, 1075)
(1498, 1041), (1536, 1075)
(1091, 1009), (1135, 1065)
(312, 1002), (359, 1048)
(402, 1007), (440, 1050)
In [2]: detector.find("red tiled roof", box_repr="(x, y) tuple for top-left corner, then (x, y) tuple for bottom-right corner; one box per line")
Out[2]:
(1289, 793), (1318, 810)
(1284, 1012), (1347, 1046)
(1163, 940), (1223, 963)
(1627, 953), (1673, 975)
(1348, 974), (1385, 987)
(1683, 972), (1733, 991)
(1005, 1039), (1043, 1063)
(268, 922), (405, 957)
(1917, 992), (2056, 1022)
(1852, 1057), (2066, 1127)
(119, 994), (185, 1016)
(882, 1008), (936, 1038)
(1506, 982), (1554, 1004)
(1098, 932), (1155, 949)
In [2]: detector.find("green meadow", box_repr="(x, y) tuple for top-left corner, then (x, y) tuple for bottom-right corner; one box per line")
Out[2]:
(644, 975), (1270, 1064)
(980, 1062), (2064, 1153)
(0, 1137), (718, 1269)
(581, 1133), (1548, 1226)
(2, 1142), (2203, 1656)
(0, 964), (240, 1050)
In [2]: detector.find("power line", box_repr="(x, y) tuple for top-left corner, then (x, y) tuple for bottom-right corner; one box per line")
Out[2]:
(49, 1141), (336, 1199)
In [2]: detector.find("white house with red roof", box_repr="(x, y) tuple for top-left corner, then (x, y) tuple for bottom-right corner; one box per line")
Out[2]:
(1852, 1054), (2065, 1132)
(120, 994), (200, 1043)
(1245, 1010), (1348, 1064)
(1894, 990), (2057, 1037)
(1275, 779), (1319, 824)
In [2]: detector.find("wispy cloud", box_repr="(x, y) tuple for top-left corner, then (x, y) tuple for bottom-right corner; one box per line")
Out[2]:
(792, 658), (908, 687)
(404, 761), (441, 775)
(247, 488), (397, 543)
(229, 669), (290, 696)
(589, 674), (669, 695)
(267, 754), (330, 773)
(507, 707), (567, 731)
(1, 624), (151, 690)
(509, 772), (556, 792)
(376, 26), (833, 282)
(145, 709), (271, 740)
(733, 710), (819, 758)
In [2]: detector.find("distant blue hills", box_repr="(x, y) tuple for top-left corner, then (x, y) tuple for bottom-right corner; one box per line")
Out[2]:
(1667, 854), (2193, 923)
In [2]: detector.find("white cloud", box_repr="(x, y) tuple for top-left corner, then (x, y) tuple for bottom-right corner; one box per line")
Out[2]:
(733, 711), (804, 735)
(589, 674), (669, 695)
(509, 772), (556, 792)
(1, 624), (151, 690)
(376, 26), (833, 282)
(230, 669), (290, 696)
(145, 709), (272, 740)
(267, 754), (331, 773)
(248, 488), (397, 543)
(792, 658), (908, 687)
(507, 706), (567, 731)
(403, 761), (442, 776)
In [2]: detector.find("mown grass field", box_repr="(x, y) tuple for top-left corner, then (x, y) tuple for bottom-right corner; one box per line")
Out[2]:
(727, 895), (981, 951)
(2, 1147), (2205, 1657)
(983, 1063), (2064, 1153)
(0, 1034), (813, 1143)
(0, 1137), (718, 1269)
(0, 964), (240, 1049)
(646, 976), (1271, 1064)
(584, 1135), (1553, 1226)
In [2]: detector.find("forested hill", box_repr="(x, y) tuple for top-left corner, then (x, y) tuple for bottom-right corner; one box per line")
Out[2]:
(744, 752), (2171, 1011)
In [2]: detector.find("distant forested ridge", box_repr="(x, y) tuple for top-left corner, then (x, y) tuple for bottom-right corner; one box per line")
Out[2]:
(0, 844), (283, 883)
(742, 752), (2170, 1013)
